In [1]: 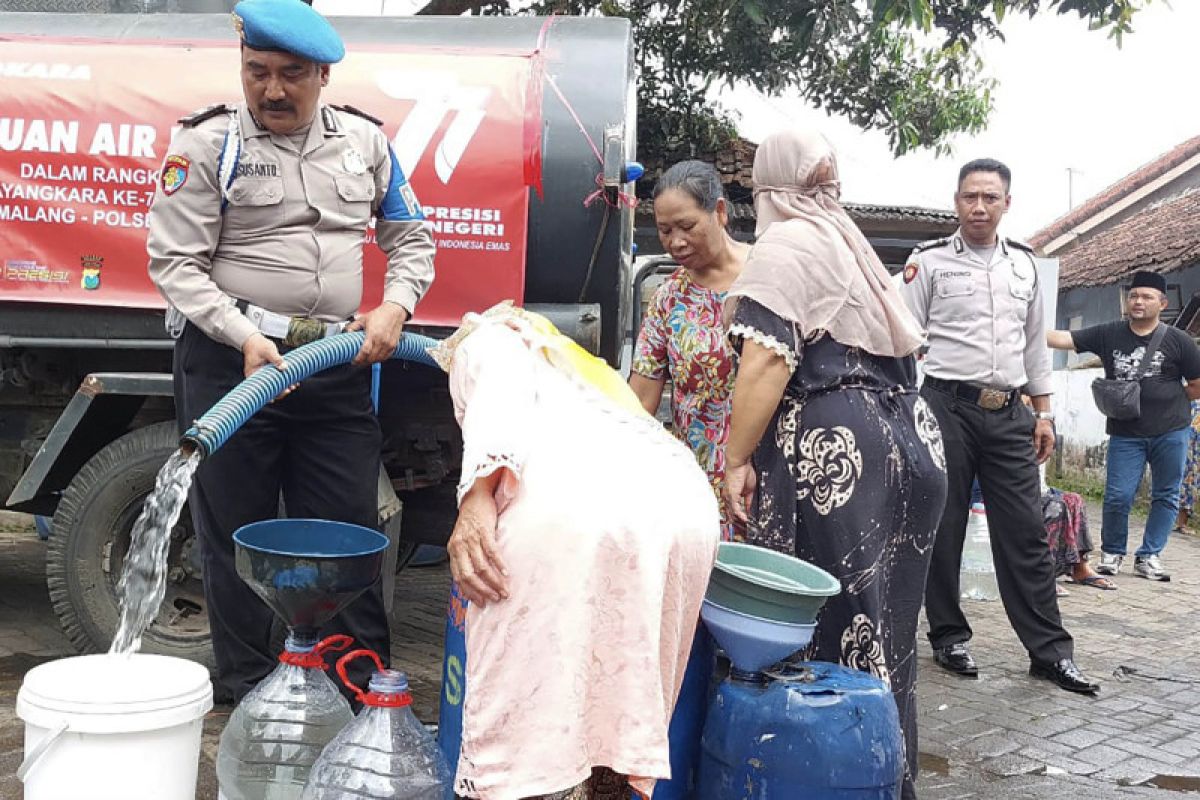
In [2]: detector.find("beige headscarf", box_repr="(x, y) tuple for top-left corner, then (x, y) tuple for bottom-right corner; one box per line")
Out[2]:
(724, 128), (925, 358)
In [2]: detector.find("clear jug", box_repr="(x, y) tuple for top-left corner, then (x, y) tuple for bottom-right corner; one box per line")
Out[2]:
(217, 634), (355, 800)
(302, 649), (452, 800)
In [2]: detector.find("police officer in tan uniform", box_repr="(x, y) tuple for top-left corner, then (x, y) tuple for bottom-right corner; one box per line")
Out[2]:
(900, 159), (1098, 695)
(147, 0), (434, 702)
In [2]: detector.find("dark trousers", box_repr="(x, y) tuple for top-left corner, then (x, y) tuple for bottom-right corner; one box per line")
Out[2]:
(175, 323), (391, 703)
(920, 384), (1073, 663)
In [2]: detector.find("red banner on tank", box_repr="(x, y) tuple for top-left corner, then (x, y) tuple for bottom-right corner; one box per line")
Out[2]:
(0, 38), (532, 326)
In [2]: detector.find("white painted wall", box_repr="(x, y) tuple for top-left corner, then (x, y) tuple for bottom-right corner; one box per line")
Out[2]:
(1037, 256), (1059, 331)
(1052, 367), (1108, 449)
(1050, 366), (1109, 485)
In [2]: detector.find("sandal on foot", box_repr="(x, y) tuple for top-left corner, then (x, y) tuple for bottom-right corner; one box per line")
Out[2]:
(1056, 583), (1070, 597)
(1068, 574), (1118, 591)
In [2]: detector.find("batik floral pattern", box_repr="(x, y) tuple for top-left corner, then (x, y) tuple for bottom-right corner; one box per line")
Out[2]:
(794, 426), (863, 515)
(913, 397), (946, 472)
(841, 614), (891, 687)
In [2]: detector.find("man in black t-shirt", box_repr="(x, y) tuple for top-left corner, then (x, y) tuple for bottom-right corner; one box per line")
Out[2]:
(1048, 271), (1200, 582)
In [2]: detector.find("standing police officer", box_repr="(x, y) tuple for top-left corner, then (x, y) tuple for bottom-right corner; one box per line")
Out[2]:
(900, 159), (1098, 695)
(147, 0), (435, 702)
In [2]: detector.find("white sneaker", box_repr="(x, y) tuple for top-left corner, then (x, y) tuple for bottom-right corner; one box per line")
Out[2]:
(1096, 553), (1123, 575)
(1134, 555), (1171, 582)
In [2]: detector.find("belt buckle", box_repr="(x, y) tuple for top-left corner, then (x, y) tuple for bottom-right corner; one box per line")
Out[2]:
(978, 388), (1009, 411)
(284, 317), (325, 348)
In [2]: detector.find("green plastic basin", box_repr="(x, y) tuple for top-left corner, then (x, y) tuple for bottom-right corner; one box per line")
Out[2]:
(705, 542), (841, 624)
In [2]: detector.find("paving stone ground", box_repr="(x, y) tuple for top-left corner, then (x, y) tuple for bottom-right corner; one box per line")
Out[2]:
(916, 498), (1200, 798)
(2, 501), (1200, 798)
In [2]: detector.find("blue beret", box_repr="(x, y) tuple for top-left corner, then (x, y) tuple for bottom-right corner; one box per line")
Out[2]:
(232, 0), (345, 65)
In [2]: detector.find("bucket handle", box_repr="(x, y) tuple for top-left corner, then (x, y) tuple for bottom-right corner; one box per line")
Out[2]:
(18, 720), (69, 782)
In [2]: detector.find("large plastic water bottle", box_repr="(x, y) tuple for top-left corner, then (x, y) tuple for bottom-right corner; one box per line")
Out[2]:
(302, 650), (452, 800)
(960, 503), (999, 601)
(217, 634), (355, 800)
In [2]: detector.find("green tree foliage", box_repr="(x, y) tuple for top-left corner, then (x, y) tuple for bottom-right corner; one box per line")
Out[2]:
(417, 0), (1151, 160)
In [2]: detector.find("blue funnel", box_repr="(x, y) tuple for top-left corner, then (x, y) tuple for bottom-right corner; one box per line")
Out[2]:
(701, 599), (815, 674)
(233, 519), (388, 639)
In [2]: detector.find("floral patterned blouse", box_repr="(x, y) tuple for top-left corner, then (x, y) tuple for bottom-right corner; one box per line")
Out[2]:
(633, 268), (737, 539)
(1179, 400), (1200, 515)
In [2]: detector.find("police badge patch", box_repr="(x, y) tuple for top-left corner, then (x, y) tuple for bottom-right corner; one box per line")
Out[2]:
(162, 155), (191, 195)
(342, 148), (367, 175)
(903, 261), (919, 284)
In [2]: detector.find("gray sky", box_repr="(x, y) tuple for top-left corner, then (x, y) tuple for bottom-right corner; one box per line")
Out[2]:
(720, 2), (1200, 239)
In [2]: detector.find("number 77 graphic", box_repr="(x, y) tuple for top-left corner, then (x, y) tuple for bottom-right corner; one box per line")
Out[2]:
(375, 70), (492, 185)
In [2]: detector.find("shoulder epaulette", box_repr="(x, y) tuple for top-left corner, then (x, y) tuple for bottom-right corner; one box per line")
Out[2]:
(1005, 237), (1036, 254)
(913, 237), (950, 254)
(330, 104), (384, 127)
(178, 103), (233, 127)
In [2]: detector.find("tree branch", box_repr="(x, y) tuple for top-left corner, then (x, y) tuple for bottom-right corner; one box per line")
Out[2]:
(416, 0), (491, 14)
(408, 0), (1140, 158)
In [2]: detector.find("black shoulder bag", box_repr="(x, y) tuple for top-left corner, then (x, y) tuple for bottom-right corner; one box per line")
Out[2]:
(1090, 324), (1167, 420)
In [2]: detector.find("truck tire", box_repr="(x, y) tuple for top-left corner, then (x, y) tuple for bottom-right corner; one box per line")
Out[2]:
(45, 422), (214, 670)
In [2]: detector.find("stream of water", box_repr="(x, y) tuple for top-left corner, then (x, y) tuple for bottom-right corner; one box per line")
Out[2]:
(109, 447), (201, 655)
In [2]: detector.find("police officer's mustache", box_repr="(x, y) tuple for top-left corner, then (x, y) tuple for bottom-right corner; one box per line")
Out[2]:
(261, 101), (295, 113)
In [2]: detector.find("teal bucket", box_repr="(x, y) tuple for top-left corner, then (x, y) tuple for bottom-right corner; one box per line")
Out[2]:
(705, 542), (841, 625)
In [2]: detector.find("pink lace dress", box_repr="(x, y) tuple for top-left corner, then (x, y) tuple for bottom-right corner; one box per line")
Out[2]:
(449, 322), (720, 800)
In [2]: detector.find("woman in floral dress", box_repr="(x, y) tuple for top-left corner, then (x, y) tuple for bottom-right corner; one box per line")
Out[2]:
(722, 128), (946, 800)
(631, 161), (751, 540)
(1175, 400), (1200, 533)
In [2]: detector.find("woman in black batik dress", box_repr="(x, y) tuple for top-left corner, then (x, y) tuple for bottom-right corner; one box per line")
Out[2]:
(723, 128), (947, 800)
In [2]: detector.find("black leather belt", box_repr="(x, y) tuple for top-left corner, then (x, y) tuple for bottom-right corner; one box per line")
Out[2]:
(924, 376), (1018, 411)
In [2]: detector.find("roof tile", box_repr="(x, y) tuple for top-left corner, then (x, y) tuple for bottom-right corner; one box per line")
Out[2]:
(1031, 136), (1200, 249)
(1058, 188), (1200, 289)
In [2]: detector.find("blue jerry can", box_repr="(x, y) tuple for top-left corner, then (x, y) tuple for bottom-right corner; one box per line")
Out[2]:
(698, 662), (903, 800)
(653, 627), (715, 799)
(437, 582), (468, 772)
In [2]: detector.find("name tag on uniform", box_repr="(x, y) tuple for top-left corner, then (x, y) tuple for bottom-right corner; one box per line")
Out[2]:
(935, 270), (974, 298)
(234, 161), (279, 179)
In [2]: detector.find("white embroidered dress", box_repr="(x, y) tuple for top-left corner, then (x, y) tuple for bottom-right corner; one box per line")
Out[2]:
(448, 321), (720, 800)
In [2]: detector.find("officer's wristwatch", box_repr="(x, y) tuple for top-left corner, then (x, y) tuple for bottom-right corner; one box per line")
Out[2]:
(1034, 411), (1055, 422)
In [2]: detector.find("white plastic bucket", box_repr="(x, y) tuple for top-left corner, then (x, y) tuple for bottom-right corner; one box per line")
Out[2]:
(17, 653), (213, 800)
